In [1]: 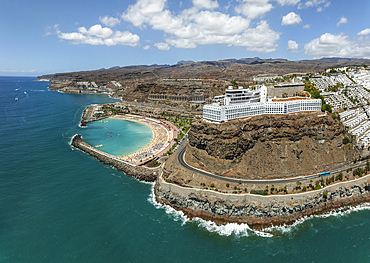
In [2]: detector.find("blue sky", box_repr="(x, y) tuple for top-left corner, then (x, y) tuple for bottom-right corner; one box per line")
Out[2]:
(1, 0), (370, 76)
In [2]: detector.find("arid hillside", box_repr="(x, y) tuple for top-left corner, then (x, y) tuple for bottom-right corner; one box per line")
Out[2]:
(38, 58), (370, 101)
(186, 112), (358, 179)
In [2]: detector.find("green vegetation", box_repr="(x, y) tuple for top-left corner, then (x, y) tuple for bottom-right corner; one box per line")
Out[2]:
(335, 172), (343, 181)
(304, 81), (332, 113)
(231, 80), (238, 86)
(210, 183), (215, 188)
(250, 190), (267, 195)
(226, 183), (229, 187)
(352, 167), (368, 177)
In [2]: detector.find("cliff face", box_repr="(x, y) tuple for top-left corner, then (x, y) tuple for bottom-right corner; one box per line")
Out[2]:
(155, 175), (370, 229)
(188, 112), (357, 179)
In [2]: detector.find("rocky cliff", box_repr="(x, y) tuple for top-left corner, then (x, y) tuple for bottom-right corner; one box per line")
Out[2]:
(155, 175), (370, 229)
(187, 112), (358, 179)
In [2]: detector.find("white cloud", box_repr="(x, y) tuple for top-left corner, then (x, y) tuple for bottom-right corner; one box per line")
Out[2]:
(303, 24), (310, 29)
(358, 28), (370, 36)
(99, 16), (121, 27)
(122, 0), (168, 28)
(143, 45), (151, 50)
(304, 32), (370, 58)
(234, 20), (280, 53)
(190, 11), (250, 36)
(154, 42), (170, 50)
(78, 24), (113, 38)
(121, 0), (280, 52)
(192, 0), (219, 10)
(287, 40), (299, 52)
(58, 24), (140, 47)
(337, 16), (347, 27)
(281, 12), (302, 26)
(276, 0), (301, 6)
(166, 38), (197, 49)
(44, 24), (60, 36)
(235, 0), (273, 20)
(298, 0), (328, 9)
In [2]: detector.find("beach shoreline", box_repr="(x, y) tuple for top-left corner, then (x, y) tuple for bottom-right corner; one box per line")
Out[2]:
(110, 114), (177, 165)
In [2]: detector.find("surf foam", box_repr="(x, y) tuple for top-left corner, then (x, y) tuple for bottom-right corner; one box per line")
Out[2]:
(148, 183), (370, 237)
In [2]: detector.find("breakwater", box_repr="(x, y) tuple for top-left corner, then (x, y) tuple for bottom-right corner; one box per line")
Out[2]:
(155, 174), (370, 229)
(71, 135), (162, 182)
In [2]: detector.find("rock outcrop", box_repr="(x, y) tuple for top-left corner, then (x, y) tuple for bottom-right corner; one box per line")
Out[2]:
(155, 175), (370, 229)
(187, 112), (358, 179)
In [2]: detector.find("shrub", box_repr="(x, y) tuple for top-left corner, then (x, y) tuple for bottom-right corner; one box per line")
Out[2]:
(244, 188), (248, 192)
(250, 190), (266, 195)
(226, 183), (229, 187)
(302, 186), (307, 191)
(210, 183), (215, 188)
(323, 191), (328, 197)
(343, 137), (350, 144)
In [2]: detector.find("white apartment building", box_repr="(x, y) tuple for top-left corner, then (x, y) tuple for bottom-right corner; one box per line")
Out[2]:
(203, 86), (322, 123)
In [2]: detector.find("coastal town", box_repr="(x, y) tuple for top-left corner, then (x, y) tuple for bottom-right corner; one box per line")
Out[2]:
(61, 61), (370, 229)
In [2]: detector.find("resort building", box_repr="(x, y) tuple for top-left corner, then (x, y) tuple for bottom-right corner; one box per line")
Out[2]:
(203, 85), (322, 123)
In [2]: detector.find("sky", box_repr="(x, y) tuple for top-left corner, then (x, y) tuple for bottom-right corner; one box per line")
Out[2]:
(1, 0), (370, 76)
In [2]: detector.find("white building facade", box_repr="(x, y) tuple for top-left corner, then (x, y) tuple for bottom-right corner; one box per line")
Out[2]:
(203, 86), (322, 123)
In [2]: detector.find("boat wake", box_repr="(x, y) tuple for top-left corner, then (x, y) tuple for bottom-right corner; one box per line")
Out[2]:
(147, 183), (370, 237)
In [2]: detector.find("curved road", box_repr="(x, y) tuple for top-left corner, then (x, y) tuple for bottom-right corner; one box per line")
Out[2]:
(177, 141), (367, 185)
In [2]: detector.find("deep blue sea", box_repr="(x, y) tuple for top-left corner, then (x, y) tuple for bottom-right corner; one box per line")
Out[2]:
(1, 76), (370, 262)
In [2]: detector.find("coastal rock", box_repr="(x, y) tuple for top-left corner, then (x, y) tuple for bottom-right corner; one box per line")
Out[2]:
(155, 176), (370, 229)
(187, 112), (358, 179)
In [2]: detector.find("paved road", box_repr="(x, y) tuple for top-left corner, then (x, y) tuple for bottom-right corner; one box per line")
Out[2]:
(177, 141), (367, 185)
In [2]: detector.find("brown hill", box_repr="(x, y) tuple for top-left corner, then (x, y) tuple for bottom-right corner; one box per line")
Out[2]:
(186, 112), (358, 179)
(41, 58), (370, 101)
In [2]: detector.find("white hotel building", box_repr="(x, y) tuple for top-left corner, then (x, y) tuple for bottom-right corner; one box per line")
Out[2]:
(203, 86), (322, 123)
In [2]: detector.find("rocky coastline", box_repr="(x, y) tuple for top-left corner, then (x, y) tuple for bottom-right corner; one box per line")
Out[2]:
(155, 174), (370, 229)
(76, 104), (370, 229)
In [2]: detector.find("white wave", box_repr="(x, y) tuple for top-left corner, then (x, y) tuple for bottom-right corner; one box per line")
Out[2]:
(69, 134), (80, 148)
(147, 184), (272, 237)
(148, 183), (370, 237)
(263, 202), (370, 234)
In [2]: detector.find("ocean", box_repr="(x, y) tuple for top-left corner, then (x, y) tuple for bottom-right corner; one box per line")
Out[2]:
(1, 76), (370, 262)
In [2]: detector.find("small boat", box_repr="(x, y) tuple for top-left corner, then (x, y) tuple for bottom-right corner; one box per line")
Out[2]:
(15, 98), (18, 101)
(95, 144), (103, 148)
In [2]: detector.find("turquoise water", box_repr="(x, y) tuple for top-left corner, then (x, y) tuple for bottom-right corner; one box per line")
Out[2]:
(82, 118), (153, 156)
(1, 76), (370, 262)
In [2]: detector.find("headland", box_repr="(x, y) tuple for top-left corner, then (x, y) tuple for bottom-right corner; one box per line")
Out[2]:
(60, 60), (370, 230)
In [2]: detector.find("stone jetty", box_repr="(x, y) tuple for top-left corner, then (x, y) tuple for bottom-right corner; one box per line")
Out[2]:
(72, 135), (162, 182)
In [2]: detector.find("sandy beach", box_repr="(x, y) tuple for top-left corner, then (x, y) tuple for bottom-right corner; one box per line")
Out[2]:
(110, 114), (175, 165)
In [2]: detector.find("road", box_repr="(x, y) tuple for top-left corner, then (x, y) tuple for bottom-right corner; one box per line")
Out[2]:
(177, 141), (367, 185)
